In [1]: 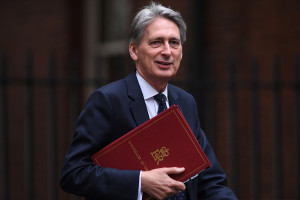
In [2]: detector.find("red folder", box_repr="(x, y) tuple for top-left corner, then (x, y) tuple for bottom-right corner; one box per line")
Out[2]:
(92, 105), (211, 199)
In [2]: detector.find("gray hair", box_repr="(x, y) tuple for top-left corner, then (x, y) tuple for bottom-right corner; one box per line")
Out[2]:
(129, 2), (187, 45)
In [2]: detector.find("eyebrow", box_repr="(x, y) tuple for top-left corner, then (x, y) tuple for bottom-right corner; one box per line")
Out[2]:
(149, 36), (181, 41)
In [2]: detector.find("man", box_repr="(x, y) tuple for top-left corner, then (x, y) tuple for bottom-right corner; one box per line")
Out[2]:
(60, 2), (237, 200)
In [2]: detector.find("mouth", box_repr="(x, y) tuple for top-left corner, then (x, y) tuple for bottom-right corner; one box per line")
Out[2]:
(155, 60), (173, 68)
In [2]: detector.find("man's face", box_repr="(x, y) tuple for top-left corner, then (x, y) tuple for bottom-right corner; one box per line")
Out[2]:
(129, 17), (183, 88)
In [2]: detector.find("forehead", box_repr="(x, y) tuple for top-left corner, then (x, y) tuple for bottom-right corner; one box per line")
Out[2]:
(143, 17), (180, 39)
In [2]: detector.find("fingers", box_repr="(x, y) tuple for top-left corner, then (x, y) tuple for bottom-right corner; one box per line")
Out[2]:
(162, 167), (186, 191)
(141, 167), (186, 199)
(163, 167), (185, 175)
(171, 180), (186, 192)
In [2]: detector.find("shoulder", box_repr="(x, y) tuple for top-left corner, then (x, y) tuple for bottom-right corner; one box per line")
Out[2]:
(96, 78), (127, 95)
(85, 71), (139, 108)
(93, 71), (138, 97)
(168, 83), (198, 117)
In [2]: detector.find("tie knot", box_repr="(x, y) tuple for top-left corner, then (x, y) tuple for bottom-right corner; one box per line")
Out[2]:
(154, 93), (167, 114)
(154, 93), (166, 105)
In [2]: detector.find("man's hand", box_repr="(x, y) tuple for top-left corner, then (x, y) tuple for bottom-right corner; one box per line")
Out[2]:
(141, 167), (186, 200)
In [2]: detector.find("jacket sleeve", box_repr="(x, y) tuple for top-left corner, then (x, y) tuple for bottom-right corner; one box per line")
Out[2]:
(60, 90), (140, 200)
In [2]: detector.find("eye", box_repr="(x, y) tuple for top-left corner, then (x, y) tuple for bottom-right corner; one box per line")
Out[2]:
(149, 40), (162, 48)
(169, 40), (180, 48)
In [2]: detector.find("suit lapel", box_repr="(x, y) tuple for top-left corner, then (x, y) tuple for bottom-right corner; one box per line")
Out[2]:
(168, 84), (184, 111)
(125, 71), (149, 126)
(125, 73), (185, 126)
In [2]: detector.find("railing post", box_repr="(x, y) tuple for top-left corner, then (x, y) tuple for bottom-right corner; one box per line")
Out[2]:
(205, 56), (216, 148)
(295, 56), (300, 199)
(70, 55), (83, 200)
(70, 55), (80, 131)
(228, 58), (238, 196)
(273, 56), (282, 200)
(250, 57), (260, 199)
(0, 52), (9, 200)
(49, 52), (58, 200)
(25, 51), (34, 200)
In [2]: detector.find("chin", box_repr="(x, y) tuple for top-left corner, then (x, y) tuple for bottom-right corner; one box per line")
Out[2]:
(157, 73), (175, 81)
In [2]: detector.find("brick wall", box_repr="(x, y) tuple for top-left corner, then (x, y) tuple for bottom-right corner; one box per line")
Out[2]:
(203, 0), (300, 199)
(1, 0), (300, 200)
(0, 1), (83, 200)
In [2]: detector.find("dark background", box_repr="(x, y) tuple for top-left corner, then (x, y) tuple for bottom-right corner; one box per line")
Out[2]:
(0, 0), (300, 199)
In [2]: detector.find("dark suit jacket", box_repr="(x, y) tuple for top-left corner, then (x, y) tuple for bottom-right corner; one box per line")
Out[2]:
(60, 71), (237, 200)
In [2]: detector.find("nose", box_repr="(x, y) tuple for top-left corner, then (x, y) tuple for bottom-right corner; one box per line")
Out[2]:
(161, 42), (171, 56)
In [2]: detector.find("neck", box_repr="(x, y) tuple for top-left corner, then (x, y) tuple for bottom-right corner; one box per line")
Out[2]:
(136, 70), (168, 92)
(144, 76), (168, 93)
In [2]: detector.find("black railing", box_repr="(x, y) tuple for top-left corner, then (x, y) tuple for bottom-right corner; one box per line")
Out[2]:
(296, 57), (300, 198)
(0, 52), (299, 200)
(1, 52), (9, 200)
(250, 57), (260, 200)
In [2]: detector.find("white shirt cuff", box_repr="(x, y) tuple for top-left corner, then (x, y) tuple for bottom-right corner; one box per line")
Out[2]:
(137, 171), (143, 200)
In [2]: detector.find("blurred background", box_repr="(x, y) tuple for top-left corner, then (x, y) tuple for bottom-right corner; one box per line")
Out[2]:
(0, 0), (299, 199)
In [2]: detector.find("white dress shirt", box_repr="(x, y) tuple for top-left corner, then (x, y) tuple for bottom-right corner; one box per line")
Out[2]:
(135, 71), (169, 200)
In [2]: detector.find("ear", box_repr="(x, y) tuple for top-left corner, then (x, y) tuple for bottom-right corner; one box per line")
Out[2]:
(129, 42), (138, 61)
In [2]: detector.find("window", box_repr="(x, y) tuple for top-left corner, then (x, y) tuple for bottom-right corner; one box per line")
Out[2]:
(84, 0), (133, 96)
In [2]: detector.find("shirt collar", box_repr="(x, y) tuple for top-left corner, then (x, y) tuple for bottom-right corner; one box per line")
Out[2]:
(136, 71), (168, 101)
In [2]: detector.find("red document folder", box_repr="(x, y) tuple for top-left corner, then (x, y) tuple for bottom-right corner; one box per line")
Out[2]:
(92, 105), (211, 199)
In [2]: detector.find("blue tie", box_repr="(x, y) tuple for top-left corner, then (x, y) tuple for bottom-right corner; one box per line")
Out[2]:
(153, 93), (187, 200)
(165, 190), (187, 200)
(153, 93), (168, 114)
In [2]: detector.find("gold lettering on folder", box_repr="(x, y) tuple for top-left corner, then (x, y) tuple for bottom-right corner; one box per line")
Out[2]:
(151, 147), (169, 165)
